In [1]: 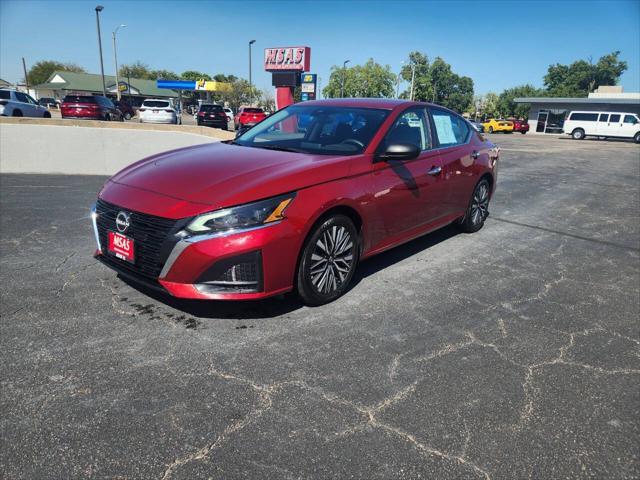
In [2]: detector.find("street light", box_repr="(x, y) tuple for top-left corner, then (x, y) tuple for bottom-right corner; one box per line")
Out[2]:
(409, 62), (416, 101)
(95, 5), (106, 96)
(112, 24), (126, 101)
(341, 59), (350, 98)
(248, 39), (256, 106)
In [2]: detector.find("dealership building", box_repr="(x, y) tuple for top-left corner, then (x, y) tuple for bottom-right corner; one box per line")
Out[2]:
(33, 71), (178, 106)
(514, 86), (640, 134)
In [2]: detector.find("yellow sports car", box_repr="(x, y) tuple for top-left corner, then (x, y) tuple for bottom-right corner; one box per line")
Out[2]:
(482, 118), (514, 133)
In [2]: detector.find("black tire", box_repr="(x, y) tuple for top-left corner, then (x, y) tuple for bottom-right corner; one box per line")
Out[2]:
(634, 132), (640, 144)
(12, 110), (22, 117)
(571, 128), (585, 140)
(457, 178), (491, 233)
(43, 111), (51, 118)
(104, 114), (111, 121)
(296, 214), (359, 306)
(222, 124), (228, 131)
(488, 126), (493, 133)
(124, 112), (132, 120)
(520, 131), (526, 134)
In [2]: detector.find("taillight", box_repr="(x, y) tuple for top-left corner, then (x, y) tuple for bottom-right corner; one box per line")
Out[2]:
(198, 112), (205, 116)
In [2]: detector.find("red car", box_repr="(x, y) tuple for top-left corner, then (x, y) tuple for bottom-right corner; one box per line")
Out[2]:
(509, 118), (530, 134)
(234, 107), (266, 129)
(92, 99), (498, 305)
(61, 95), (122, 121)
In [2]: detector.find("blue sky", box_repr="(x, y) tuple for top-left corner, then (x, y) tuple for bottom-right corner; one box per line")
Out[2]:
(1, 0), (639, 96)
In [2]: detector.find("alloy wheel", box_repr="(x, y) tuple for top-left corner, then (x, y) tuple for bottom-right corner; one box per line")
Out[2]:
(470, 182), (489, 225)
(309, 225), (354, 295)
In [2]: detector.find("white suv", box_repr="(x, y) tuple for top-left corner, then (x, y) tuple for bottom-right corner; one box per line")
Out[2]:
(564, 111), (640, 143)
(0, 89), (51, 118)
(138, 99), (181, 124)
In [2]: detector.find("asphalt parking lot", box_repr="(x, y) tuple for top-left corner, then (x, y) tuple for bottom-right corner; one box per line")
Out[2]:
(1, 134), (639, 479)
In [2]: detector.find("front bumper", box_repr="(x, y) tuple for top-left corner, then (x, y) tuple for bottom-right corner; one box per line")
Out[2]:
(92, 202), (299, 300)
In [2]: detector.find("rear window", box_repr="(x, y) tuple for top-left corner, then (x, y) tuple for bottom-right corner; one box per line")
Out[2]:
(142, 100), (170, 108)
(243, 108), (264, 113)
(0, 90), (10, 100)
(63, 95), (97, 104)
(569, 112), (598, 121)
(199, 104), (223, 112)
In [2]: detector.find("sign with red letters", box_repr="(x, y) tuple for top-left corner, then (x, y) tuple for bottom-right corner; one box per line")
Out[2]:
(108, 231), (135, 263)
(264, 47), (311, 72)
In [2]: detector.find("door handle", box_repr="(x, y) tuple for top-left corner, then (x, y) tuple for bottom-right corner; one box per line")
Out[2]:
(471, 150), (480, 159)
(427, 166), (442, 176)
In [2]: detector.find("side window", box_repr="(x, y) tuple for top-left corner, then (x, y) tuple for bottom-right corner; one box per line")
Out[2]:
(15, 92), (29, 103)
(380, 108), (431, 151)
(624, 115), (638, 124)
(430, 109), (469, 147)
(599, 113), (609, 122)
(26, 95), (38, 105)
(609, 114), (621, 123)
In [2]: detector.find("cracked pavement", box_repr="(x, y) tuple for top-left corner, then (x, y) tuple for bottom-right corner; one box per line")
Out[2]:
(1, 135), (639, 479)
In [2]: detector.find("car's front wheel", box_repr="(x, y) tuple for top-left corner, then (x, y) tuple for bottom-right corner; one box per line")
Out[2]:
(296, 214), (359, 306)
(488, 126), (493, 133)
(572, 128), (585, 140)
(124, 112), (132, 120)
(634, 132), (640, 144)
(458, 178), (491, 233)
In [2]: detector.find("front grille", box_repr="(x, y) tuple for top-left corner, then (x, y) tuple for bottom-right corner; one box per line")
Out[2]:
(95, 199), (178, 278)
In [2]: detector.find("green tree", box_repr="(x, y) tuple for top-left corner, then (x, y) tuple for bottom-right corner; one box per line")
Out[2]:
(323, 59), (396, 98)
(27, 60), (85, 85)
(119, 61), (154, 80)
(543, 51), (627, 97)
(481, 92), (500, 119)
(497, 84), (544, 118)
(152, 69), (180, 80)
(181, 71), (211, 81)
(221, 79), (253, 112)
(400, 51), (431, 101)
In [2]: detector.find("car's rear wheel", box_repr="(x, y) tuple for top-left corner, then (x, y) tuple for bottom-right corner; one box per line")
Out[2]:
(43, 111), (51, 118)
(12, 110), (22, 117)
(458, 178), (491, 233)
(520, 131), (526, 134)
(572, 128), (585, 140)
(296, 215), (359, 306)
(488, 126), (493, 133)
(124, 112), (132, 120)
(104, 114), (111, 121)
(634, 132), (640, 144)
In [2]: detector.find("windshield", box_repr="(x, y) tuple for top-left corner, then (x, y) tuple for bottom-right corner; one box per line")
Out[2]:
(242, 108), (263, 114)
(63, 95), (97, 104)
(234, 105), (389, 155)
(199, 104), (223, 112)
(142, 100), (170, 108)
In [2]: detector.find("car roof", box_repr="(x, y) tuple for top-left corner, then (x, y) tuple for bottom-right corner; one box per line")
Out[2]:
(299, 98), (434, 110)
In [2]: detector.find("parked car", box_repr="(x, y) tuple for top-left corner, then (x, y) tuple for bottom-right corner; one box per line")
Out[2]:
(139, 99), (180, 124)
(509, 118), (530, 134)
(61, 95), (122, 121)
(223, 107), (234, 122)
(196, 104), (229, 129)
(469, 120), (485, 133)
(91, 99), (499, 306)
(0, 89), (51, 118)
(115, 100), (135, 120)
(482, 118), (513, 133)
(38, 97), (59, 109)
(234, 107), (266, 129)
(564, 111), (640, 143)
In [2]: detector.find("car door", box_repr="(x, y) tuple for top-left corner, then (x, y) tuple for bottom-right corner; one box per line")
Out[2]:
(596, 113), (610, 135)
(428, 107), (477, 215)
(621, 114), (639, 138)
(604, 113), (622, 137)
(369, 107), (445, 238)
(14, 92), (37, 116)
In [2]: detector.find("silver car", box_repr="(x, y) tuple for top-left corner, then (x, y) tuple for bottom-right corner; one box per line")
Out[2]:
(0, 89), (51, 118)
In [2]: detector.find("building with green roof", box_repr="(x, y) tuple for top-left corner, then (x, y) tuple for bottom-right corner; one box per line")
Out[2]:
(33, 71), (178, 105)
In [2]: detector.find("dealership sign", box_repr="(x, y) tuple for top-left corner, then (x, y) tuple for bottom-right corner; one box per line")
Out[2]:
(264, 47), (311, 72)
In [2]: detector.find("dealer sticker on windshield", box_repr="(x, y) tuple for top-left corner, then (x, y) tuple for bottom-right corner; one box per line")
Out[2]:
(108, 231), (135, 263)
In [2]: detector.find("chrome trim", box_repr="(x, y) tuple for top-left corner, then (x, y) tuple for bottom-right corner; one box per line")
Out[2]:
(91, 204), (101, 253)
(158, 221), (281, 279)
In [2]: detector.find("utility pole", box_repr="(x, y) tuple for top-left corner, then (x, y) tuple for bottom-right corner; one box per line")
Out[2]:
(112, 24), (126, 101)
(22, 57), (29, 92)
(95, 5), (106, 96)
(249, 39), (256, 105)
(341, 59), (350, 98)
(410, 63), (416, 101)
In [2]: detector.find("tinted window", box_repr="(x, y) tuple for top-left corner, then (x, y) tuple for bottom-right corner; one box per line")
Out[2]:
(236, 105), (388, 155)
(15, 92), (29, 103)
(142, 100), (170, 108)
(243, 108), (263, 113)
(624, 115), (638, 124)
(199, 104), (223, 112)
(599, 113), (609, 122)
(609, 114), (621, 123)
(63, 95), (97, 104)
(570, 113), (598, 121)
(430, 108), (470, 147)
(380, 108), (431, 151)
(0, 90), (10, 100)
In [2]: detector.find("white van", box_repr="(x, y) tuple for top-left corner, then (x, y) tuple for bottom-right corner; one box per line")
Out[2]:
(564, 111), (640, 143)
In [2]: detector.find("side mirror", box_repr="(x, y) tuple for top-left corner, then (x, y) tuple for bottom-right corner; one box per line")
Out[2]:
(235, 125), (251, 138)
(375, 143), (420, 162)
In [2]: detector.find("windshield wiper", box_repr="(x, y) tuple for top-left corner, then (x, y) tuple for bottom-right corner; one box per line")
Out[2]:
(249, 144), (304, 153)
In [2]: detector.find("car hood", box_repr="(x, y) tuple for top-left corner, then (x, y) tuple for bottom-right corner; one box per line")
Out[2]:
(107, 142), (354, 212)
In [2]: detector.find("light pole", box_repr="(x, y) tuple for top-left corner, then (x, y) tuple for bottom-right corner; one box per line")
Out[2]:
(396, 61), (405, 99)
(95, 5), (106, 96)
(409, 62), (416, 101)
(248, 39), (256, 105)
(341, 59), (350, 98)
(112, 24), (126, 101)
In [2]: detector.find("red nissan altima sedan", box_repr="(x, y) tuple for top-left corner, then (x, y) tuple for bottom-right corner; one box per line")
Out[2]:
(92, 99), (499, 305)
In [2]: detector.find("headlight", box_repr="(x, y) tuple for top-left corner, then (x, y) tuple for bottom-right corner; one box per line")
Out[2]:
(185, 193), (295, 235)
